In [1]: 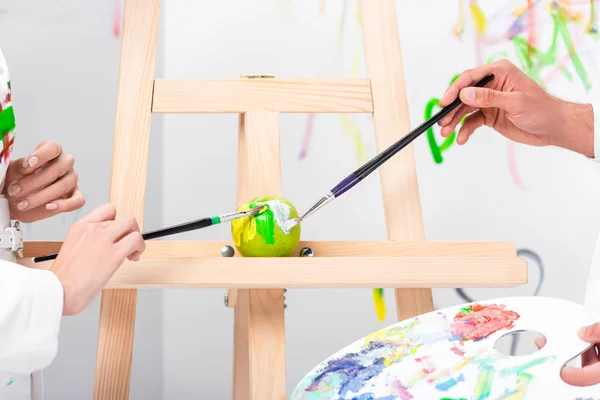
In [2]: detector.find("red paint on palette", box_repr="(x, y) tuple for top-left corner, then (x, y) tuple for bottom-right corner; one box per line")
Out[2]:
(450, 304), (520, 341)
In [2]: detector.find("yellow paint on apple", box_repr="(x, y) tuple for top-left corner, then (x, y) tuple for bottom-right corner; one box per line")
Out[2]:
(231, 195), (301, 257)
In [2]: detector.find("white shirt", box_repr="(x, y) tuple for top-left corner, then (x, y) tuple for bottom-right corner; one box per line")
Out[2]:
(0, 49), (64, 399)
(584, 102), (600, 317)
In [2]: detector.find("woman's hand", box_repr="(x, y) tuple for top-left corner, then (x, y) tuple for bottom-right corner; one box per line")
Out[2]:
(4, 141), (84, 222)
(51, 203), (145, 315)
(438, 59), (595, 158)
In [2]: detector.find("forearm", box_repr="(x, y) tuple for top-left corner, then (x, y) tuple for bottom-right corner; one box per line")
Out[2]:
(0, 261), (63, 375)
(550, 101), (595, 158)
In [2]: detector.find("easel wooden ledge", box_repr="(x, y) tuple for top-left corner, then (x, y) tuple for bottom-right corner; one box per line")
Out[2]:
(19, 1), (528, 399)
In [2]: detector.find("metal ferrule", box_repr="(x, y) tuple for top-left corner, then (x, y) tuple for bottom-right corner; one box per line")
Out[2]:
(219, 207), (264, 223)
(299, 191), (335, 221)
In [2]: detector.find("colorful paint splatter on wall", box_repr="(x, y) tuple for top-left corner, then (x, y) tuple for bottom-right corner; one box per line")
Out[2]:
(431, 0), (599, 189)
(291, 302), (558, 399)
(287, 1), (368, 167)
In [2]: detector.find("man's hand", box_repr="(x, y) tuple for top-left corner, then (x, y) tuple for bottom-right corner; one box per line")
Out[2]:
(535, 323), (600, 386)
(438, 59), (595, 158)
(4, 141), (84, 222)
(50, 204), (145, 316)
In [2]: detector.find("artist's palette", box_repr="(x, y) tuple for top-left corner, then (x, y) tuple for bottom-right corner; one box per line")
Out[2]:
(291, 296), (600, 399)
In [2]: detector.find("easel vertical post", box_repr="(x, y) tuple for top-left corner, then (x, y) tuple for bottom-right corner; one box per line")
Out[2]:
(233, 105), (286, 399)
(94, 0), (160, 398)
(359, 0), (434, 320)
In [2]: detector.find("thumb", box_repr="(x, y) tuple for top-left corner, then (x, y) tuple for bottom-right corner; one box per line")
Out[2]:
(578, 322), (600, 342)
(459, 87), (514, 110)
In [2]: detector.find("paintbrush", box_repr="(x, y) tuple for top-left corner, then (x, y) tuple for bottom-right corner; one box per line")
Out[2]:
(281, 74), (494, 232)
(31, 206), (267, 263)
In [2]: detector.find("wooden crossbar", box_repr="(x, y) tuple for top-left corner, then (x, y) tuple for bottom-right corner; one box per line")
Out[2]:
(152, 79), (374, 113)
(21, 240), (518, 259)
(25, 256), (527, 289)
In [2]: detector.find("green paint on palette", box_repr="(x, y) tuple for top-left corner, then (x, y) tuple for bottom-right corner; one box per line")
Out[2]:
(460, 306), (471, 313)
(474, 364), (494, 399)
(6, 380), (13, 386)
(499, 356), (556, 377)
(439, 398), (467, 400)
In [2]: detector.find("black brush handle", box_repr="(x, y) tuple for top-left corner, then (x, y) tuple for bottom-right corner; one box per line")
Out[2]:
(32, 217), (214, 263)
(354, 73), (494, 180)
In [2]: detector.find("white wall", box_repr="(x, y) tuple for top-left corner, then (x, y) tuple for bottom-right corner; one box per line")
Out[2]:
(2, 0), (600, 398)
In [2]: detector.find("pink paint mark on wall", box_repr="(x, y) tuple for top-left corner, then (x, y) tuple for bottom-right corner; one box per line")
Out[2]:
(112, 0), (121, 39)
(298, 114), (315, 160)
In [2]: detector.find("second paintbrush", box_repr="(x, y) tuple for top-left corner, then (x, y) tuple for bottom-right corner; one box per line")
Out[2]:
(31, 206), (267, 263)
(281, 73), (495, 232)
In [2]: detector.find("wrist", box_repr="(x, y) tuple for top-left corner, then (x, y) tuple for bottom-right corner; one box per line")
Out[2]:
(550, 101), (594, 158)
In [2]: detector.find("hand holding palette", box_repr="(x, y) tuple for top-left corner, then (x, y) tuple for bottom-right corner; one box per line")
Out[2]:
(291, 297), (600, 399)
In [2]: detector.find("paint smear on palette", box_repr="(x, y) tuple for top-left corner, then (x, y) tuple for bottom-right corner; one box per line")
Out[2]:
(450, 304), (520, 341)
(293, 305), (524, 399)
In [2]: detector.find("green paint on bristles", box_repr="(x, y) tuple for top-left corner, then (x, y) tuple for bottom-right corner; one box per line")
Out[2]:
(211, 216), (220, 225)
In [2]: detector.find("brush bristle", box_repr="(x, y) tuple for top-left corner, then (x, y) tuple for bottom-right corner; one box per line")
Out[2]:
(281, 217), (300, 234)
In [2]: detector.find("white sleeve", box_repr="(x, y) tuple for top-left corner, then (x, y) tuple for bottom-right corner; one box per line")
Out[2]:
(592, 102), (600, 161)
(0, 261), (63, 375)
(586, 103), (600, 314)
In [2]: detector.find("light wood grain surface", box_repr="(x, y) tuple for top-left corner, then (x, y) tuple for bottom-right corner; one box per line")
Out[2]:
(22, 240), (517, 261)
(152, 79), (374, 113)
(93, 0), (159, 398)
(360, 0), (434, 320)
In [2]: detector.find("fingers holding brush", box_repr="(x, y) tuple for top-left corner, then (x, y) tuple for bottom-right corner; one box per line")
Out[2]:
(456, 110), (486, 145)
(439, 104), (476, 138)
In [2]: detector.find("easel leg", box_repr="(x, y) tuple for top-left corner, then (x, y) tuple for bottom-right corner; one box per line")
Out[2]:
(94, 290), (138, 399)
(359, 0), (434, 320)
(94, 0), (160, 398)
(233, 111), (286, 400)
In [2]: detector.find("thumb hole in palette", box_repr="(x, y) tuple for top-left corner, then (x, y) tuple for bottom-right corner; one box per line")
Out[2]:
(494, 330), (546, 357)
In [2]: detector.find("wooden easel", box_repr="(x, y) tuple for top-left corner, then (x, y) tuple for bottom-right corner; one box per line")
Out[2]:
(20, 0), (527, 399)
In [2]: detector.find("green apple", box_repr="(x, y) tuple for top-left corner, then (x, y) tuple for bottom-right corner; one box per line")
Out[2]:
(231, 195), (301, 257)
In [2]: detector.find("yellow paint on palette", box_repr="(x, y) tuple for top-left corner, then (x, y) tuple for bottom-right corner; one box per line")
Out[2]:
(469, 1), (487, 34)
